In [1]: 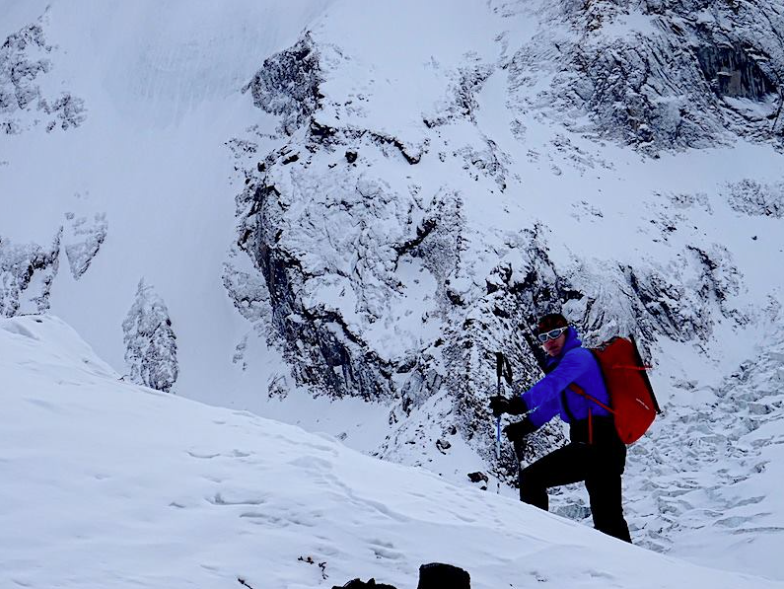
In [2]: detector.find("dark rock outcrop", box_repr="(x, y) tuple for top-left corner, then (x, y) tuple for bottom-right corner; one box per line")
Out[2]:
(242, 33), (322, 136)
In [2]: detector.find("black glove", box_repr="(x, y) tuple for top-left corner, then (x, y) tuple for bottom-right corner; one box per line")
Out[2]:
(507, 395), (528, 415)
(503, 418), (537, 443)
(489, 395), (509, 417)
(489, 394), (528, 417)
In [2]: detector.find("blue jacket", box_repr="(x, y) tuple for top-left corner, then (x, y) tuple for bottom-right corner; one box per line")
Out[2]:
(520, 327), (611, 430)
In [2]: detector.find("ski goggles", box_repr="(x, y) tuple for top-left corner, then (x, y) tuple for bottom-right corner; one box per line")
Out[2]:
(536, 326), (568, 343)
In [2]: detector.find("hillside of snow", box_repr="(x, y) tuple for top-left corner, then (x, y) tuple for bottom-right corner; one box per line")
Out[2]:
(3, 314), (783, 589)
(2, 0), (784, 580)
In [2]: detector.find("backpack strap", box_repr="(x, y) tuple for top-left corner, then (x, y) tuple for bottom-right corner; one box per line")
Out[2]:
(560, 389), (575, 422)
(568, 382), (614, 415)
(567, 383), (616, 445)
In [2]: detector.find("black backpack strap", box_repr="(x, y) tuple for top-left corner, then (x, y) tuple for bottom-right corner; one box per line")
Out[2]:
(560, 389), (575, 422)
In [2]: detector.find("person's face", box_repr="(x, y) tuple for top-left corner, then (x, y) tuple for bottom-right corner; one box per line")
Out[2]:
(540, 327), (568, 357)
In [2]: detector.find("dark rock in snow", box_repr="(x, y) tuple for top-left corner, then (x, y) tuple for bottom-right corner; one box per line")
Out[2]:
(418, 563), (470, 589)
(467, 471), (489, 484)
(242, 32), (322, 136)
(332, 579), (398, 589)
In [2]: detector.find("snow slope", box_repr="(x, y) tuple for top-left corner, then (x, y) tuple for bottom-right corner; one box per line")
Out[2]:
(1, 314), (781, 589)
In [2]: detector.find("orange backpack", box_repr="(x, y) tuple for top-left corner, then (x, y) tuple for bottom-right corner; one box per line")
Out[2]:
(568, 337), (660, 444)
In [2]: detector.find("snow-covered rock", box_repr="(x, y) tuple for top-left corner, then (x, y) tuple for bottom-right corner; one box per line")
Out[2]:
(0, 13), (85, 134)
(122, 279), (178, 393)
(63, 211), (107, 280)
(0, 231), (60, 316)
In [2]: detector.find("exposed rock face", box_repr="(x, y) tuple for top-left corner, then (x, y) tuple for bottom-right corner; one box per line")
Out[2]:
(122, 279), (179, 393)
(0, 213), (105, 319)
(0, 16), (86, 134)
(695, 43), (777, 101)
(0, 232), (61, 317)
(241, 33), (322, 136)
(504, 0), (784, 152)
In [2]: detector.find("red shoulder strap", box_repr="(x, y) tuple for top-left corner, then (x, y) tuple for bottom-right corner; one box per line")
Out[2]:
(567, 383), (614, 414)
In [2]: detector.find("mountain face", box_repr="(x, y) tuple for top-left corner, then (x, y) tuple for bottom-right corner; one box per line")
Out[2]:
(2, 0), (784, 579)
(227, 0), (775, 463)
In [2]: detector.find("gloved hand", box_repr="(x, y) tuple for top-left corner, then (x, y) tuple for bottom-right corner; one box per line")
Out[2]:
(489, 394), (528, 417)
(503, 418), (536, 443)
(489, 395), (509, 417)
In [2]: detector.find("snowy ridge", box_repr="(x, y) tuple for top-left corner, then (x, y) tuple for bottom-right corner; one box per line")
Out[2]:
(2, 314), (782, 589)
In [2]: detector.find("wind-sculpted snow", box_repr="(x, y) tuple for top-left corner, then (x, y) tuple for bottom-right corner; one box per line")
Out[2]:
(0, 16), (85, 134)
(0, 232), (60, 317)
(122, 279), (179, 393)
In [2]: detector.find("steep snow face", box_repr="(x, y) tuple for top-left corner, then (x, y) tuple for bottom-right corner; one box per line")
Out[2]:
(3, 314), (784, 589)
(2, 0), (784, 580)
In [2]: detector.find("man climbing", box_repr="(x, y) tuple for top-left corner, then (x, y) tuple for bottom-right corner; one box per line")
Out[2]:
(490, 313), (632, 543)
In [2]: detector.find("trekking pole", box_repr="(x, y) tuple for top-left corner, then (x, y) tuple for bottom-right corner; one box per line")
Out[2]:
(495, 352), (504, 494)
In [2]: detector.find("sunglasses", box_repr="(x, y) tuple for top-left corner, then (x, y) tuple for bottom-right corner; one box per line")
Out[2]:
(537, 326), (568, 343)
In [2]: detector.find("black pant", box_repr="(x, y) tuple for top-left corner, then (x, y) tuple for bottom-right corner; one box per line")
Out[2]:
(518, 434), (632, 543)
